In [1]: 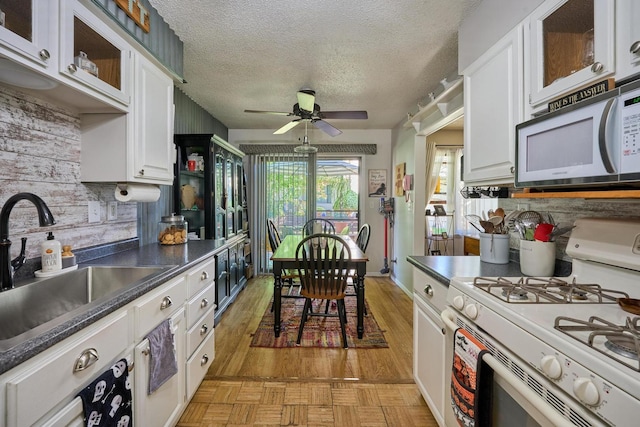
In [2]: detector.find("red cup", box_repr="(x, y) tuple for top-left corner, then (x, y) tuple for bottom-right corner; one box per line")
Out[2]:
(187, 160), (196, 171)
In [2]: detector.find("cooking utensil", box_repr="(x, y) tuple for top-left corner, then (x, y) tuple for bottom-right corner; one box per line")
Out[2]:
(517, 210), (543, 240)
(548, 225), (575, 241)
(479, 220), (494, 234)
(465, 214), (483, 233)
(533, 223), (554, 242)
(488, 215), (505, 234)
(618, 298), (640, 315)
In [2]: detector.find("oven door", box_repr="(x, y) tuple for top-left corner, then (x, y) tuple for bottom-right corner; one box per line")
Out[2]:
(441, 308), (602, 427)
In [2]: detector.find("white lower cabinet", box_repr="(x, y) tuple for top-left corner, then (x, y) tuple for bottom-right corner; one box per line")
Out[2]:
(134, 308), (186, 427)
(412, 267), (451, 427)
(5, 311), (129, 427)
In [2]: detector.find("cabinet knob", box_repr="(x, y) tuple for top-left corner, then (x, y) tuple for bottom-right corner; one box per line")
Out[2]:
(160, 296), (173, 310)
(67, 63), (77, 73)
(200, 354), (209, 366)
(139, 169), (145, 176)
(424, 285), (433, 297)
(590, 62), (604, 73)
(200, 271), (209, 281)
(630, 41), (640, 55)
(201, 298), (209, 309)
(200, 324), (208, 335)
(510, 166), (515, 174)
(39, 49), (50, 61)
(73, 348), (99, 372)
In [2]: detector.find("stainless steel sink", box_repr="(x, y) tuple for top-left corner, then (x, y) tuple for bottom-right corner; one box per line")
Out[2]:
(0, 265), (173, 350)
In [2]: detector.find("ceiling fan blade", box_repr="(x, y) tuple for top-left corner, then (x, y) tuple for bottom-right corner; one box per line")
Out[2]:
(319, 110), (368, 120)
(313, 119), (342, 137)
(273, 120), (301, 135)
(244, 109), (292, 116)
(297, 90), (315, 112)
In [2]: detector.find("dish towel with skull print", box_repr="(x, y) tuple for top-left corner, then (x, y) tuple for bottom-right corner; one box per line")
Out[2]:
(451, 328), (493, 427)
(146, 318), (178, 394)
(77, 358), (132, 427)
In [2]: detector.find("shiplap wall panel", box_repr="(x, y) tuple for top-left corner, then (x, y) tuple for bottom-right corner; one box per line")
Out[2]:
(0, 84), (137, 261)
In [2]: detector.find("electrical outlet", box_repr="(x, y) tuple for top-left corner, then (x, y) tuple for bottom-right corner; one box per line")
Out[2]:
(108, 201), (118, 220)
(517, 203), (530, 211)
(88, 201), (100, 223)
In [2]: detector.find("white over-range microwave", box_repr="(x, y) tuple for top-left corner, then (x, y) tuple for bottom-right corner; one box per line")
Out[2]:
(515, 80), (640, 188)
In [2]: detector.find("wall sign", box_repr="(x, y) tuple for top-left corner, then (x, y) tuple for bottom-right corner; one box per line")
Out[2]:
(368, 169), (387, 197)
(395, 163), (406, 197)
(115, 0), (150, 33)
(548, 78), (614, 112)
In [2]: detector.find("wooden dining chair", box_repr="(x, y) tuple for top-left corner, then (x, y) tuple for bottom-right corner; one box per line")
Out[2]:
(267, 219), (300, 311)
(295, 233), (352, 348)
(302, 218), (335, 237)
(327, 223), (370, 316)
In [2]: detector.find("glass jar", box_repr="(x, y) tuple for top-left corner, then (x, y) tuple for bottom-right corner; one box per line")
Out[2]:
(158, 214), (188, 245)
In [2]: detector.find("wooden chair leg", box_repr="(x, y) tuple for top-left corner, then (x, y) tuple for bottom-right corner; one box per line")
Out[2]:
(337, 299), (348, 348)
(296, 298), (312, 345)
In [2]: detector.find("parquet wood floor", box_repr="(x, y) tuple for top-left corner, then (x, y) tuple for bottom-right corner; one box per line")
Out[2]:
(176, 275), (437, 427)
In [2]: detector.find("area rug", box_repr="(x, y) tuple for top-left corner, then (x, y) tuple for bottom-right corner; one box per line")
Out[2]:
(250, 297), (389, 348)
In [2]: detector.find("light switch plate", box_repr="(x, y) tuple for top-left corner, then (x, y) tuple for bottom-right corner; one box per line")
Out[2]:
(108, 201), (117, 220)
(88, 201), (100, 223)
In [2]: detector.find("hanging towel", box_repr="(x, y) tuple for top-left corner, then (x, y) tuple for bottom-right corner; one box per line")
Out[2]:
(451, 328), (493, 427)
(146, 318), (178, 394)
(77, 358), (132, 427)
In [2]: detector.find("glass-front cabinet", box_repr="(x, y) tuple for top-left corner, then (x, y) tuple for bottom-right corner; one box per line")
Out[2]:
(0, 0), (55, 71)
(528, 0), (614, 108)
(174, 134), (245, 243)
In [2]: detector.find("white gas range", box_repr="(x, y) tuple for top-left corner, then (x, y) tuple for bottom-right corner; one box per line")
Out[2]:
(443, 218), (640, 427)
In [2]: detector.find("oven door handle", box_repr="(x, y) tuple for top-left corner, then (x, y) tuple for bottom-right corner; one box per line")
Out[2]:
(441, 308), (575, 427)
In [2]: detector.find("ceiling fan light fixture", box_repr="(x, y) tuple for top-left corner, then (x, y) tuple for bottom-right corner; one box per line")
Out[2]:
(294, 134), (318, 153)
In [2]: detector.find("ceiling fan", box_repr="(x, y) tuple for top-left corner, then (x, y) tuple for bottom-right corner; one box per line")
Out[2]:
(244, 89), (368, 137)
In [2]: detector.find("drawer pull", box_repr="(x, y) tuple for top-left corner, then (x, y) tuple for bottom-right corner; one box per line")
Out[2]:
(74, 348), (99, 372)
(631, 41), (640, 55)
(200, 271), (209, 281)
(200, 324), (208, 336)
(200, 298), (209, 309)
(160, 296), (173, 310)
(424, 285), (433, 297)
(200, 354), (209, 366)
(141, 347), (150, 356)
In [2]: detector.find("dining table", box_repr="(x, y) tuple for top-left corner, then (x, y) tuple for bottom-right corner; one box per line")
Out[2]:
(270, 234), (369, 339)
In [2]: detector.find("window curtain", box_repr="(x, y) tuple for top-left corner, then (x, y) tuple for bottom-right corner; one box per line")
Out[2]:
(245, 151), (314, 275)
(424, 140), (439, 207)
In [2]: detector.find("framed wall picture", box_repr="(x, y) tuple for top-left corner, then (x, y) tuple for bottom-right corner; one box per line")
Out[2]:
(368, 169), (387, 197)
(433, 204), (447, 216)
(395, 163), (406, 196)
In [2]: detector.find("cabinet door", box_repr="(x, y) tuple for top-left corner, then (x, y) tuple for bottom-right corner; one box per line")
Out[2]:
(214, 148), (226, 241)
(59, 0), (131, 107)
(528, 0), (614, 107)
(616, 0), (640, 82)
(0, 1), (56, 72)
(133, 53), (175, 183)
(215, 250), (230, 315)
(413, 296), (446, 427)
(463, 25), (523, 185)
(225, 155), (236, 238)
(134, 308), (185, 427)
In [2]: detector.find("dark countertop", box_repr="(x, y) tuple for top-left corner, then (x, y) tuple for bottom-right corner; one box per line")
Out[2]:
(0, 240), (228, 375)
(407, 255), (572, 286)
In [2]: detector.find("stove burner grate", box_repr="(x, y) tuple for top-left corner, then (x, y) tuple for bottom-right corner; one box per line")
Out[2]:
(556, 316), (640, 371)
(473, 276), (629, 304)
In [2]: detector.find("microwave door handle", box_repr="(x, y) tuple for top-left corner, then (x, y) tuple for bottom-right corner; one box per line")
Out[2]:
(598, 97), (617, 173)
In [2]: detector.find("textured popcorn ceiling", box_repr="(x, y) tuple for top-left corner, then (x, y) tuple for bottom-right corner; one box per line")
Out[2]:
(149, 0), (480, 132)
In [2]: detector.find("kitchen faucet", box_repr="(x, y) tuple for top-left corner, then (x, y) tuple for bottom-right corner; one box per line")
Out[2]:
(0, 193), (56, 291)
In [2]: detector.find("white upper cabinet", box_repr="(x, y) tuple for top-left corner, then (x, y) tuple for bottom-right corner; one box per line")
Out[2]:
(616, 0), (640, 82)
(463, 25), (524, 186)
(527, 0), (614, 108)
(132, 53), (175, 182)
(58, 0), (132, 109)
(0, 1), (56, 72)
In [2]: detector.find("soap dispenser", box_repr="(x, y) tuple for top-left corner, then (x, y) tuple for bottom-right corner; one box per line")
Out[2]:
(41, 231), (62, 272)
